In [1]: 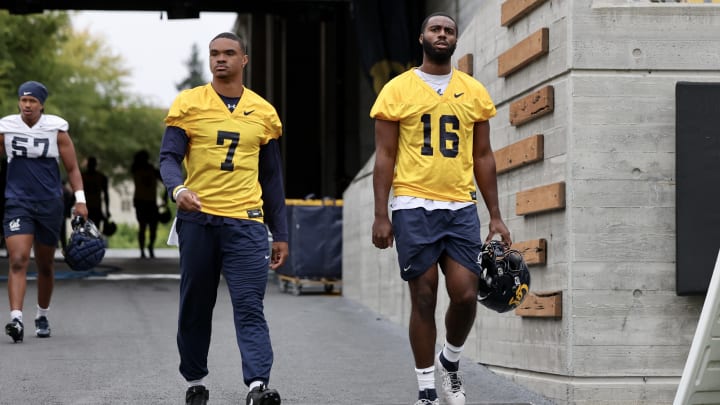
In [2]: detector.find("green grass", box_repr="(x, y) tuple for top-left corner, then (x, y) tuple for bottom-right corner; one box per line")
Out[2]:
(105, 221), (173, 249)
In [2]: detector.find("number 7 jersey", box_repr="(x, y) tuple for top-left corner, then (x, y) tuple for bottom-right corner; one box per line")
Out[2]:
(165, 84), (282, 219)
(370, 68), (496, 202)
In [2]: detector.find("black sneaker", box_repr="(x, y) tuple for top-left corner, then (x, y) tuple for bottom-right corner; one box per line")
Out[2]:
(5, 318), (23, 343)
(35, 316), (51, 338)
(246, 384), (281, 405)
(185, 385), (209, 405)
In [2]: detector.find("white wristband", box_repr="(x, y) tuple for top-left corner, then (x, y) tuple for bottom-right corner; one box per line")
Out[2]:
(173, 187), (188, 201)
(74, 190), (86, 204)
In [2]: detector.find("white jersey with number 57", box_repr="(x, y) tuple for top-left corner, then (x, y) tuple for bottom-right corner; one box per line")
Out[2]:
(0, 113), (66, 161)
(0, 113), (68, 200)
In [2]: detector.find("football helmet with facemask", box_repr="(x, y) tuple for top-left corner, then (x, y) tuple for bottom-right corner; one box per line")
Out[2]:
(477, 240), (531, 313)
(64, 216), (106, 271)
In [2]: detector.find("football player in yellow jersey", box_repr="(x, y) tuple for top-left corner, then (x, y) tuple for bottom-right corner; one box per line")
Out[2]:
(159, 32), (286, 405)
(371, 13), (512, 405)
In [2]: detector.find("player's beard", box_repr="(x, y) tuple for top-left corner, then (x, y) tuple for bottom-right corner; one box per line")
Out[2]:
(422, 37), (456, 64)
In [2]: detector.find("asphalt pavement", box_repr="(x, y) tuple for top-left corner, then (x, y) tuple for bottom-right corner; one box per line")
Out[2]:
(0, 249), (555, 405)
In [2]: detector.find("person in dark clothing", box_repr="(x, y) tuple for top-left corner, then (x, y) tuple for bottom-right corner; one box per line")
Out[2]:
(131, 150), (163, 259)
(81, 156), (109, 230)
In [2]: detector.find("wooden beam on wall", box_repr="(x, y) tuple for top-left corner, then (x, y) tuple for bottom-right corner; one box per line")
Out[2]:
(509, 85), (554, 126)
(513, 238), (547, 266)
(495, 134), (544, 174)
(498, 27), (549, 78)
(516, 181), (565, 216)
(457, 54), (473, 75)
(515, 290), (562, 317)
(501, 0), (548, 27)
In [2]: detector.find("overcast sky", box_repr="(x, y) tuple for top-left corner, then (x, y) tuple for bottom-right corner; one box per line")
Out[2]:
(71, 11), (238, 108)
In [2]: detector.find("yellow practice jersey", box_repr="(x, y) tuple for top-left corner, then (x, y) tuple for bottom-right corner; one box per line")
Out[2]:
(165, 84), (282, 219)
(370, 68), (496, 202)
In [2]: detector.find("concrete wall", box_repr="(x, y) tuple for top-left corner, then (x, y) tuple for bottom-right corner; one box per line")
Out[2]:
(343, 0), (720, 403)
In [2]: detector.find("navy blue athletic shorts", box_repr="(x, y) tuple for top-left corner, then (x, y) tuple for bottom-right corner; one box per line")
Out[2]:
(3, 198), (64, 246)
(391, 205), (483, 281)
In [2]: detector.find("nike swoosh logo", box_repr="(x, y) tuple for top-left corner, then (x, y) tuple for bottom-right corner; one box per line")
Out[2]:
(454, 92), (464, 98)
(23, 92), (32, 95)
(403, 265), (412, 272)
(264, 255), (270, 260)
(244, 110), (255, 116)
(421, 370), (433, 374)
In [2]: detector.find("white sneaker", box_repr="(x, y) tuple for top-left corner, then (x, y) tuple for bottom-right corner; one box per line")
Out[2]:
(436, 352), (466, 405)
(414, 399), (439, 405)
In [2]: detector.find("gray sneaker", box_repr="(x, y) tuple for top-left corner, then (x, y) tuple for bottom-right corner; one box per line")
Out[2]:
(436, 352), (466, 405)
(35, 316), (51, 338)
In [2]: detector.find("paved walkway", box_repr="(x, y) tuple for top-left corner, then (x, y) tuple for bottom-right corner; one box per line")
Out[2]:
(0, 250), (555, 405)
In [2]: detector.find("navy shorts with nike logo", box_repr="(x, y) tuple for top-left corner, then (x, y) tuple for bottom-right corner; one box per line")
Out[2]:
(391, 205), (484, 281)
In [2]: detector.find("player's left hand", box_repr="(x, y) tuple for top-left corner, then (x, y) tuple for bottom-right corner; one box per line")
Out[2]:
(269, 241), (289, 270)
(486, 217), (512, 246)
(72, 202), (89, 219)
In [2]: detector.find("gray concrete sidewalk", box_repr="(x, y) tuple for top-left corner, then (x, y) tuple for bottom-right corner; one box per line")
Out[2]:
(0, 251), (555, 405)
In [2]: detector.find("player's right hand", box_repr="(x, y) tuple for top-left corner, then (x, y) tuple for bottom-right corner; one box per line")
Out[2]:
(372, 217), (394, 249)
(176, 189), (202, 212)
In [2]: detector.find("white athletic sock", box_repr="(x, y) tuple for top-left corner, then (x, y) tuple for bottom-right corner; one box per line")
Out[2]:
(10, 310), (22, 322)
(187, 379), (204, 387)
(415, 366), (435, 390)
(442, 339), (463, 363)
(249, 380), (264, 390)
(36, 305), (49, 319)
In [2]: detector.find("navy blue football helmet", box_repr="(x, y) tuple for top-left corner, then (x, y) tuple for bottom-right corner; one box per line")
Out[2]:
(64, 216), (106, 271)
(477, 240), (531, 313)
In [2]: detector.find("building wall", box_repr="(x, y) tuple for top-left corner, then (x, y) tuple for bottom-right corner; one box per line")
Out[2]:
(343, 0), (720, 404)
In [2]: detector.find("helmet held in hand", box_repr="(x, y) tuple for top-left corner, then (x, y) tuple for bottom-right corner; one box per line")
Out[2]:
(64, 216), (106, 271)
(477, 240), (531, 313)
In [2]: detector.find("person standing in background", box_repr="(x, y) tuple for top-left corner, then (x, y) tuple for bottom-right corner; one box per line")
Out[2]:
(370, 13), (511, 405)
(131, 150), (163, 259)
(0, 81), (88, 343)
(60, 180), (75, 250)
(159, 32), (288, 405)
(81, 156), (109, 230)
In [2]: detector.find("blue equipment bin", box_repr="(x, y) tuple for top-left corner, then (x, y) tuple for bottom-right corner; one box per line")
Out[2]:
(276, 199), (342, 281)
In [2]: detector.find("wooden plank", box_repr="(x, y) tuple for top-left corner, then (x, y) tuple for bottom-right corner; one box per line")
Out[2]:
(501, 0), (548, 27)
(498, 27), (549, 78)
(515, 290), (562, 317)
(516, 181), (565, 216)
(512, 239), (547, 266)
(509, 85), (554, 126)
(457, 53), (473, 75)
(495, 134), (544, 174)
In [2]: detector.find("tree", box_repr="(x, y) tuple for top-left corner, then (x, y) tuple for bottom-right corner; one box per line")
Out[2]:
(175, 43), (206, 91)
(0, 11), (167, 183)
(0, 11), (69, 113)
(54, 26), (167, 181)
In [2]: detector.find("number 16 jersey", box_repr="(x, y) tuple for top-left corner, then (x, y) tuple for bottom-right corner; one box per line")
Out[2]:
(370, 68), (496, 203)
